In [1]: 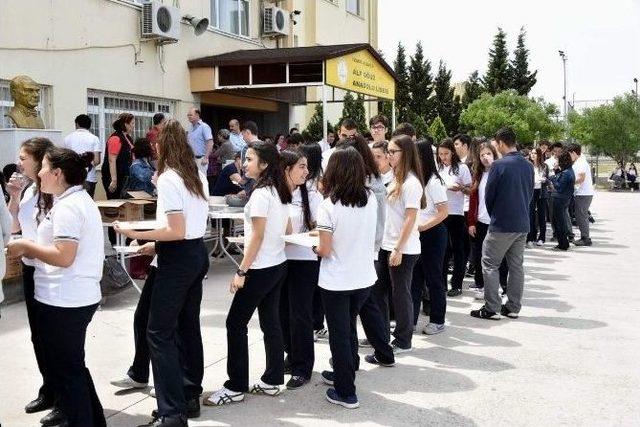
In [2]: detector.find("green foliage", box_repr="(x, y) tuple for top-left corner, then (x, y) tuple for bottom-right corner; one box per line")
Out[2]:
(461, 70), (484, 109)
(428, 116), (448, 143)
(340, 91), (367, 134)
(509, 27), (538, 95)
(433, 61), (461, 135)
(570, 94), (640, 164)
(302, 103), (334, 143)
(408, 112), (430, 139)
(482, 28), (511, 95)
(393, 42), (411, 123)
(460, 90), (564, 145)
(408, 41), (435, 123)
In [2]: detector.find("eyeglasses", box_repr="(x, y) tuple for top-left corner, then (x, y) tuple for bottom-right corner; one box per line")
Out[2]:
(388, 149), (403, 155)
(340, 134), (356, 139)
(370, 124), (386, 131)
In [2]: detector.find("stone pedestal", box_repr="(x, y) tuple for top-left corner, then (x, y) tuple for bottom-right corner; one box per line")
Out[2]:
(0, 128), (63, 169)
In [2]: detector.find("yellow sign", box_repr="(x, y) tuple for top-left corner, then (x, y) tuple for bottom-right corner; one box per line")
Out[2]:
(325, 49), (396, 100)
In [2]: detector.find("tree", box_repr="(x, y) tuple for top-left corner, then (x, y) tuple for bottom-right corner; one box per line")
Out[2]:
(509, 27), (538, 95)
(428, 116), (448, 143)
(340, 91), (367, 134)
(302, 103), (334, 143)
(408, 41), (434, 122)
(393, 42), (411, 123)
(482, 28), (511, 95)
(408, 112), (430, 139)
(461, 70), (483, 109)
(432, 60), (461, 135)
(460, 90), (564, 145)
(570, 94), (640, 165)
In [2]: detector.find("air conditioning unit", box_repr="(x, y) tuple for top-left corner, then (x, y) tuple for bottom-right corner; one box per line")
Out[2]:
(263, 5), (289, 37)
(141, 1), (181, 42)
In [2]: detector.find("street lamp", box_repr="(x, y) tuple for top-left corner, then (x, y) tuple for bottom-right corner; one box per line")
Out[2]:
(558, 50), (568, 124)
(634, 77), (638, 100)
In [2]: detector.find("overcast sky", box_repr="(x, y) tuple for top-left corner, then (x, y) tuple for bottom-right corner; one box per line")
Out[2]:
(378, 0), (640, 111)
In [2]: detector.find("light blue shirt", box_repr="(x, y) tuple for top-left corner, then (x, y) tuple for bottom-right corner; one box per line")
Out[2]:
(229, 131), (246, 153)
(188, 120), (213, 157)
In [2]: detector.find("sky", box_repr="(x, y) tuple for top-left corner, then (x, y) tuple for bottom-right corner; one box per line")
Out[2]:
(378, 0), (640, 112)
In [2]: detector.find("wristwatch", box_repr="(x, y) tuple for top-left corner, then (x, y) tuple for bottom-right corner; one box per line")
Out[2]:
(236, 268), (248, 277)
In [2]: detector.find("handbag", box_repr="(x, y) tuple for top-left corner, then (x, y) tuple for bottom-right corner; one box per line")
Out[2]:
(100, 238), (132, 296)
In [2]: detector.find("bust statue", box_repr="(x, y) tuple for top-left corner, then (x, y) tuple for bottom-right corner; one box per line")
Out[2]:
(5, 75), (45, 129)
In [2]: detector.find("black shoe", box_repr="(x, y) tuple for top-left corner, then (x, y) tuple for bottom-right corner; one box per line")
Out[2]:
(574, 238), (592, 247)
(139, 415), (188, 427)
(25, 394), (53, 414)
(447, 288), (462, 297)
(40, 409), (66, 427)
(321, 370), (334, 386)
(151, 398), (200, 420)
(500, 305), (519, 319)
(470, 306), (501, 320)
(364, 354), (395, 367)
(552, 245), (568, 251)
(286, 375), (309, 390)
(588, 216), (595, 223)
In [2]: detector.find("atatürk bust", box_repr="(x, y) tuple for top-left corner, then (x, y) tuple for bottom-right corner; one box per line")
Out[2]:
(5, 75), (45, 129)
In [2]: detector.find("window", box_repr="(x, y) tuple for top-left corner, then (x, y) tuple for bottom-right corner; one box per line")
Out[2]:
(210, 0), (250, 37)
(346, 0), (361, 16)
(0, 79), (51, 128)
(87, 90), (175, 144)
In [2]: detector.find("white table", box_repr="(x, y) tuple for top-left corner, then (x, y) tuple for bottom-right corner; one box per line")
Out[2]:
(209, 210), (244, 267)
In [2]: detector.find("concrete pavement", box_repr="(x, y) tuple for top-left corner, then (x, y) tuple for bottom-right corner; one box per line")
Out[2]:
(1, 190), (639, 426)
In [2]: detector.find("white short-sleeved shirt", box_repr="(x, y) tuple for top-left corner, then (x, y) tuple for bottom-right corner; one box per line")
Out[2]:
(439, 163), (472, 216)
(244, 186), (289, 269)
(62, 129), (102, 183)
(18, 183), (42, 267)
(285, 187), (323, 261)
(418, 174), (448, 223)
(381, 169), (394, 187)
(316, 192), (378, 291)
(478, 172), (490, 225)
(156, 169), (209, 239)
(545, 156), (558, 176)
(381, 172), (423, 254)
(321, 147), (335, 171)
(34, 186), (104, 308)
(572, 155), (595, 196)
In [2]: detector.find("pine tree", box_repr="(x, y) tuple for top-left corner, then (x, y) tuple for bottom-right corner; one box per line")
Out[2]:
(461, 70), (483, 108)
(428, 116), (448, 143)
(482, 28), (511, 95)
(302, 103), (334, 143)
(509, 27), (538, 95)
(432, 60), (461, 135)
(340, 91), (367, 134)
(408, 41), (434, 122)
(393, 42), (411, 123)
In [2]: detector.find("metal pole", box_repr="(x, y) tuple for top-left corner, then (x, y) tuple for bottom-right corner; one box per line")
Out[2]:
(634, 78), (638, 101)
(322, 85), (328, 143)
(562, 56), (567, 123)
(392, 101), (396, 130)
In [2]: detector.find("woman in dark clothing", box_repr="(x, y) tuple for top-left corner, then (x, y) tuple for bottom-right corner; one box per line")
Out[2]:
(527, 148), (550, 246)
(102, 113), (134, 199)
(549, 150), (575, 251)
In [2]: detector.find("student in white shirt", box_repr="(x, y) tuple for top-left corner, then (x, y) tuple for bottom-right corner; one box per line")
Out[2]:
(313, 147), (378, 409)
(411, 138), (449, 335)
(206, 142), (292, 406)
(377, 135), (426, 353)
(5, 138), (57, 420)
(321, 118), (358, 170)
(115, 120), (209, 427)
(437, 139), (472, 297)
(62, 114), (101, 198)
(567, 143), (594, 246)
(371, 140), (394, 187)
(0, 188), (12, 314)
(8, 147), (106, 427)
(278, 149), (322, 390)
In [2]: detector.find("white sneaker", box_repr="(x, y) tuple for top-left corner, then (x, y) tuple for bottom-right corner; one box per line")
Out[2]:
(392, 344), (412, 354)
(250, 380), (283, 396)
(473, 289), (484, 300)
(149, 387), (156, 398)
(526, 242), (533, 248)
(422, 323), (445, 335)
(203, 387), (245, 406)
(536, 240), (544, 246)
(390, 320), (396, 330)
(110, 375), (148, 389)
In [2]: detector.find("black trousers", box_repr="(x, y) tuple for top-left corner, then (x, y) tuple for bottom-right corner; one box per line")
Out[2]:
(36, 301), (105, 427)
(225, 262), (287, 392)
(528, 189), (547, 242)
(312, 286), (325, 330)
(411, 223), (448, 325)
(22, 263), (55, 402)
(443, 215), (467, 289)
(473, 223), (509, 290)
(148, 239), (209, 418)
(84, 181), (96, 199)
(322, 286), (371, 398)
(127, 267), (156, 383)
(552, 197), (571, 249)
(280, 259), (320, 379)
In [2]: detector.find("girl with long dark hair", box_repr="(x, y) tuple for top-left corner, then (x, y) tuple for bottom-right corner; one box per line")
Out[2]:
(437, 139), (472, 297)
(8, 147), (106, 427)
(550, 150), (575, 251)
(206, 141), (292, 406)
(115, 119), (210, 426)
(314, 147), (379, 408)
(412, 138), (449, 335)
(527, 148), (549, 246)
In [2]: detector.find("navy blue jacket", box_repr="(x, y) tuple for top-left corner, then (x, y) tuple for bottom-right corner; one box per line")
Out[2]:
(549, 168), (575, 200)
(485, 151), (534, 233)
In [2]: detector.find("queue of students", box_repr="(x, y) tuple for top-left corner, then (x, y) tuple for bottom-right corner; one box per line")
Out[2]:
(5, 115), (595, 427)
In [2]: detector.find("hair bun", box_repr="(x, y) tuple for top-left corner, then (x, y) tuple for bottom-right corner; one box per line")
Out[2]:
(79, 152), (95, 169)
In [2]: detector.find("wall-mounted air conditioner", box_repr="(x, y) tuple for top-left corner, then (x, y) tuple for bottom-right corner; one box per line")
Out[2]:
(263, 5), (290, 37)
(141, 1), (181, 42)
